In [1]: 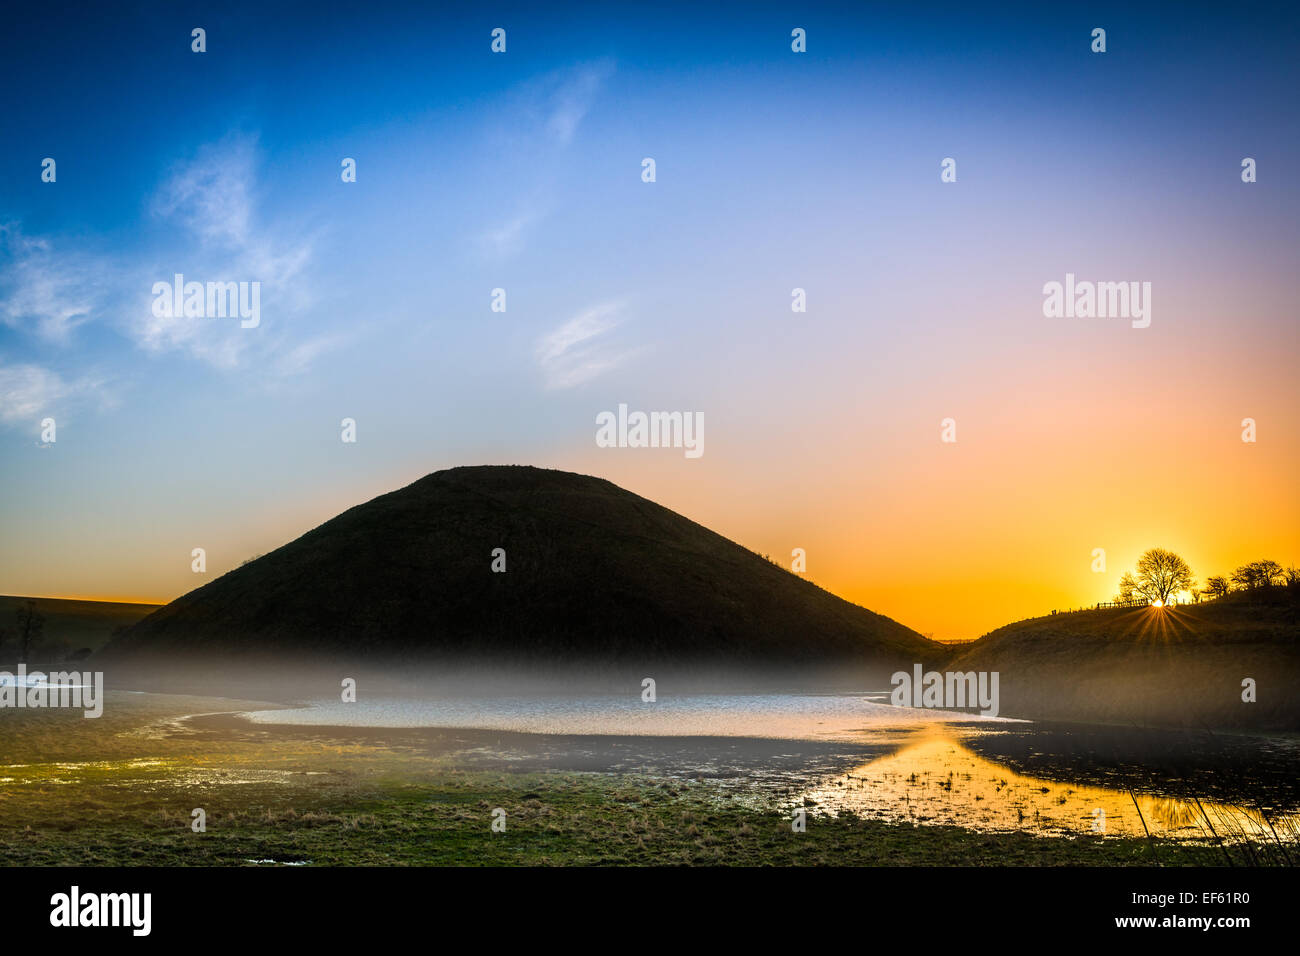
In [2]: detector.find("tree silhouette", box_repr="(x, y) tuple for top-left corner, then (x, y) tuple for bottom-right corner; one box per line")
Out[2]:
(1132, 548), (1194, 605)
(14, 600), (45, 663)
(1202, 575), (1231, 600)
(1231, 560), (1284, 590)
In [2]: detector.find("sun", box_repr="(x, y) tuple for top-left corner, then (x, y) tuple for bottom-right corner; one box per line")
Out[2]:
(1151, 599), (1164, 608)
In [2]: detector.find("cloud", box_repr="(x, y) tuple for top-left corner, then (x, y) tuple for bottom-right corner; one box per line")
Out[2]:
(272, 332), (349, 378)
(475, 62), (615, 258)
(0, 363), (66, 422)
(0, 134), (321, 382)
(134, 135), (316, 368)
(477, 210), (542, 258)
(151, 136), (257, 248)
(151, 135), (314, 292)
(536, 301), (639, 389)
(0, 361), (108, 424)
(0, 224), (103, 343)
(545, 62), (613, 146)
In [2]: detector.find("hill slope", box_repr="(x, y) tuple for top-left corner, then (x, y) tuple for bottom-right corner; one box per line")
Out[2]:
(0, 596), (160, 663)
(949, 593), (1300, 729)
(103, 466), (940, 669)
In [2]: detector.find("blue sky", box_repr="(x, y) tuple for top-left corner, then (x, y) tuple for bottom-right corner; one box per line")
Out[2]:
(2, 2), (1297, 636)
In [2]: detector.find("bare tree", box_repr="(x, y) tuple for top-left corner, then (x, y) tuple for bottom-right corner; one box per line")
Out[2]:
(1116, 572), (1139, 603)
(1134, 548), (1194, 605)
(1260, 560), (1285, 585)
(1232, 560), (1284, 590)
(14, 600), (45, 663)
(1202, 575), (1231, 600)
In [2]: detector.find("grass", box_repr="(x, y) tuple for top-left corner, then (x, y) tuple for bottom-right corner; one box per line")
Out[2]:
(0, 694), (1274, 867)
(0, 767), (1245, 867)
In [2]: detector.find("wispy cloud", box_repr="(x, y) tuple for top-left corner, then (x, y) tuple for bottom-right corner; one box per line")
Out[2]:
(0, 361), (109, 425)
(151, 136), (256, 248)
(477, 209), (543, 258)
(544, 62), (613, 146)
(134, 134), (316, 368)
(0, 363), (67, 422)
(273, 332), (350, 378)
(536, 301), (638, 389)
(0, 132), (320, 376)
(0, 225), (104, 343)
(476, 61), (615, 258)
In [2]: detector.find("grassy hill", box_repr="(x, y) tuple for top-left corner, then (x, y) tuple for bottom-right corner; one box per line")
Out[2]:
(0, 595), (160, 664)
(948, 589), (1300, 729)
(101, 466), (942, 673)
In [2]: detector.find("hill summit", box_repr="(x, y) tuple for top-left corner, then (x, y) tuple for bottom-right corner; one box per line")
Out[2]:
(104, 466), (939, 669)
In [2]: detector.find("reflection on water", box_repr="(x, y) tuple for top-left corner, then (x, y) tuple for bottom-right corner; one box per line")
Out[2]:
(797, 728), (1300, 842)
(235, 691), (1297, 843)
(242, 692), (1014, 739)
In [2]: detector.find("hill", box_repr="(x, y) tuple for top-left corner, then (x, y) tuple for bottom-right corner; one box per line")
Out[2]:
(949, 591), (1300, 729)
(0, 595), (160, 665)
(101, 466), (942, 672)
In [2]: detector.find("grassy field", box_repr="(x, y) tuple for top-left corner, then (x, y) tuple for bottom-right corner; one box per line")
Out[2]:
(3, 772), (1237, 867)
(0, 595), (160, 660)
(0, 694), (1262, 867)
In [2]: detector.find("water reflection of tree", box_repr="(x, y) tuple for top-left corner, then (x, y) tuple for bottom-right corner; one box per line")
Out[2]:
(1141, 796), (1205, 831)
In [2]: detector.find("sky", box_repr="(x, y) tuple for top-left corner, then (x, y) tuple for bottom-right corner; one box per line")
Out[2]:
(1, 1), (1297, 639)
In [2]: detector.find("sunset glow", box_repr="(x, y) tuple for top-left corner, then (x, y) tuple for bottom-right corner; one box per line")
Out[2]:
(1, 5), (1295, 643)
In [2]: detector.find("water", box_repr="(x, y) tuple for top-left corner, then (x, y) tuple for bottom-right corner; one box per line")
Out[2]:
(237, 691), (1300, 842)
(798, 728), (1298, 841)
(240, 691), (1015, 738)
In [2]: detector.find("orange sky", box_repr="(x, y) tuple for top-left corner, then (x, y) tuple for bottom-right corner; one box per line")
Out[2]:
(2, 1), (1296, 644)
(12, 305), (1298, 642)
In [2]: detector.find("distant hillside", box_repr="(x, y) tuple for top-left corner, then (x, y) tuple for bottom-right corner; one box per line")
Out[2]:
(102, 466), (942, 670)
(0, 596), (160, 664)
(949, 591), (1300, 730)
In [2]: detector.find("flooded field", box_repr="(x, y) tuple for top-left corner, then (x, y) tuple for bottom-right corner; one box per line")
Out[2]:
(2, 688), (1297, 865)
(232, 690), (1300, 844)
(238, 691), (1012, 738)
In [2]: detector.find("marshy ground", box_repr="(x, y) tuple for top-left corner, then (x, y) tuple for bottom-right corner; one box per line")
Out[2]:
(1, 692), (1294, 866)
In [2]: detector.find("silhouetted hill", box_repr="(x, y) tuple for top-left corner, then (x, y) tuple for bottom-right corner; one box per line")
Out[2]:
(950, 591), (1300, 729)
(102, 466), (941, 670)
(0, 595), (160, 664)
